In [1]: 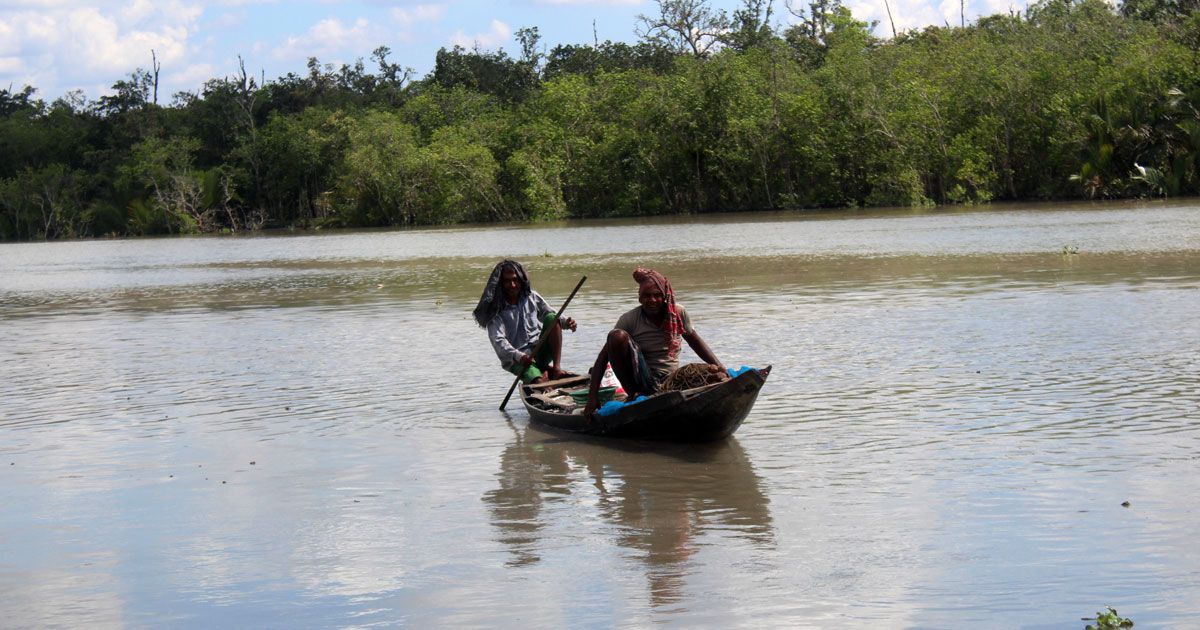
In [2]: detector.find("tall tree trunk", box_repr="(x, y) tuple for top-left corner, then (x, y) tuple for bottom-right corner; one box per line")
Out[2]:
(883, 0), (897, 38)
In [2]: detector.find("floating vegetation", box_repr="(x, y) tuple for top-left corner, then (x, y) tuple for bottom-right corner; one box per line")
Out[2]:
(1083, 606), (1134, 629)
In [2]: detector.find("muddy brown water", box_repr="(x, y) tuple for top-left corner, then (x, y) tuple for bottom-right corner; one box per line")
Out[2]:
(2, 200), (1198, 627)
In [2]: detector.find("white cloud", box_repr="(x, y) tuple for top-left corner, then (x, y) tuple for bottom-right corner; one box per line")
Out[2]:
(391, 3), (445, 26)
(213, 10), (248, 29)
(533, 0), (640, 4)
(0, 20), (17, 55)
(169, 62), (217, 92)
(846, 0), (1033, 34)
(975, 0), (1029, 17)
(273, 17), (382, 62)
(0, 56), (23, 74)
(0, 0), (80, 7)
(450, 19), (511, 50)
(68, 8), (190, 72)
(0, 2), (199, 96)
(939, 0), (969, 27)
(121, 0), (160, 25)
(845, 0), (934, 32)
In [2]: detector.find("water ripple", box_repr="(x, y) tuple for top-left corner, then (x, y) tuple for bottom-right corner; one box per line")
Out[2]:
(2, 207), (1200, 628)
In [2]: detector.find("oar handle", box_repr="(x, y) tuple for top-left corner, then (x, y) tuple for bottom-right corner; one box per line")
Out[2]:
(500, 275), (587, 411)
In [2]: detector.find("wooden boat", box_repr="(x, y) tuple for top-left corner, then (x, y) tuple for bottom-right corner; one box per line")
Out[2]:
(519, 366), (771, 442)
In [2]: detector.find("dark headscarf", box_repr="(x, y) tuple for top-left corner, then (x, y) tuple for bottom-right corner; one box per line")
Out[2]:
(473, 259), (530, 327)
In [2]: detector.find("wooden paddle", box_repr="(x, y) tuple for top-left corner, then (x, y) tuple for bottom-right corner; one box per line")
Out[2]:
(499, 275), (587, 411)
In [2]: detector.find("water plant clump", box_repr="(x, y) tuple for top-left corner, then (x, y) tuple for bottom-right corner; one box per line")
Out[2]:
(1083, 606), (1134, 629)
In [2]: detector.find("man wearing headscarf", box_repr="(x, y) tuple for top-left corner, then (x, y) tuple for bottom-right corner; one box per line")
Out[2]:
(582, 267), (724, 419)
(474, 259), (577, 383)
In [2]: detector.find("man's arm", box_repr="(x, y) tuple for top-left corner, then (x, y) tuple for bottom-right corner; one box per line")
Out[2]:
(683, 330), (725, 372)
(533, 293), (576, 332)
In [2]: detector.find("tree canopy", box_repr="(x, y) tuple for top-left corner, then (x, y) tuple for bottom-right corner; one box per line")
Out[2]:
(2, 0), (1198, 240)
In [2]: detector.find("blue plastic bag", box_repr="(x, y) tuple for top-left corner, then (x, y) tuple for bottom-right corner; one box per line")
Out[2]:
(596, 396), (649, 417)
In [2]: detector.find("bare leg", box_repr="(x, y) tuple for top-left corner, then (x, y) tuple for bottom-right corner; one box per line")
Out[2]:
(546, 321), (565, 379)
(584, 330), (643, 420)
(602, 329), (648, 397)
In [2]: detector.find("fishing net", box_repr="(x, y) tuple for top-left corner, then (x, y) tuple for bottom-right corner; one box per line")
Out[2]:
(658, 363), (729, 392)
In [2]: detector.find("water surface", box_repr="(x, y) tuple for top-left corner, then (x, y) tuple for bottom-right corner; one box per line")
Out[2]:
(2, 200), (1198, 627)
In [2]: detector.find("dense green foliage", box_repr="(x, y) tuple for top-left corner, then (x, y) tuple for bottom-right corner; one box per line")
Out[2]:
(1083, 605), (1135, 629)
(2, 0), (1198, 240)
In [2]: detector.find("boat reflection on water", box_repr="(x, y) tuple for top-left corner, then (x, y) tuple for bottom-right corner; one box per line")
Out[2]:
(484, 422), (774, 606)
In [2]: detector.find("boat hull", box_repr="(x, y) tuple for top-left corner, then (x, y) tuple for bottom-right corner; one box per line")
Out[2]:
(520, 366), (771, 442)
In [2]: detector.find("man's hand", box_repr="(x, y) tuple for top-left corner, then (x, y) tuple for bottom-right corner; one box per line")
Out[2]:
(519, 353), (534, 367)
(562, 316), (577, 332)
(708, 363), (726, 374)
(582, 389), (600, 422)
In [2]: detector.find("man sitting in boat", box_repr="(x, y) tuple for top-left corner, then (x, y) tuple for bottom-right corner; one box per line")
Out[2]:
(474, 259), (577, 384)
(582, 267), (724, 418)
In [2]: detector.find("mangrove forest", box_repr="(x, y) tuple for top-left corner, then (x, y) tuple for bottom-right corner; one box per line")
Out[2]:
(1, 0), (1198, 241)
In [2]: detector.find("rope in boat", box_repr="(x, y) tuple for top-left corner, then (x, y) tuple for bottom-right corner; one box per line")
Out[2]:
(659, 363), (729, 392)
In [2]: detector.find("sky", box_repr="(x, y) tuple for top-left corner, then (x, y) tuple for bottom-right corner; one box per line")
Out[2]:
(0, 0), (1032, 103)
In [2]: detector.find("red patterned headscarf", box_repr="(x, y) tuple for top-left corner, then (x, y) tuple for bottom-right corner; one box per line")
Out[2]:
(633, 267), (684, 356)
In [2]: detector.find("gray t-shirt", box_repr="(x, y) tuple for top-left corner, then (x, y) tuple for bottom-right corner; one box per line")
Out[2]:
(487, 291), (552, 371)
(614, 305), (695, 382)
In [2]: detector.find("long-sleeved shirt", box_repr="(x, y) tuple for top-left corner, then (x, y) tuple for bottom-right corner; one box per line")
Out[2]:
(487, 291), (552, 371)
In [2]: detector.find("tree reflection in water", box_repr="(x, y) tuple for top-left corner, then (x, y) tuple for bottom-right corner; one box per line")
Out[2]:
(484, 421), (774, 606)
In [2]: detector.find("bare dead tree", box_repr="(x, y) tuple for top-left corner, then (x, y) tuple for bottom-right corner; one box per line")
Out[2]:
(150, 49), (161, 105)
(636, 0), (729, 58)
(163, 171), (208, 231)
(234, 55), (263, 215)
(785, 0), (838, 41)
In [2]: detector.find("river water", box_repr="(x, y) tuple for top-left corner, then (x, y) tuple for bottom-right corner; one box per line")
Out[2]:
(1, 200), (1198, 628)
